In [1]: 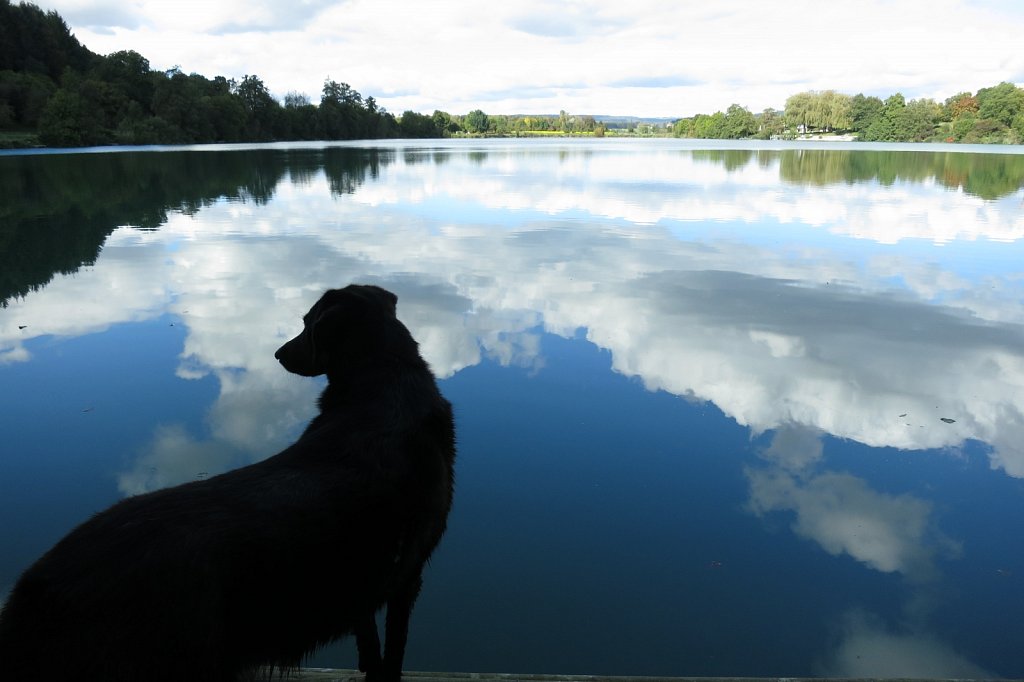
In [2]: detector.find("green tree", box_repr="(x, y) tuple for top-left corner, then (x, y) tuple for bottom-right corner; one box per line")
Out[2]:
(957, 116), (1009, 143)
(37, 87), (94, 145)
(784, 91), (814, 133)
(281, 91), (316, 140)
(0, 0), (96, 81)
(206, 78), (246, 142)
(577, 114), (597, 133)
(322, 79), (362, 107)
(319, 79), (367, 139)
(693, 111), (728, 138)
(951, 113), (978, 141)
(723, 104), (757, 138)
(976, 82), (1024, 127)
(756, 108), (785, 139)
(897, 98), (941, 141)
(557, 109), (569, 132)
(672, 117), (694, 137)
(861, 93), (905, 141)
(398, 110), (438, 138)
(1013, 113), (1024, 143)
(849, 94), (884, 133)
(95, 50), (153, 107)
(819, 90), (852, 131)
(463, 109), (488, 134)
(150, 69), (212, 142)
(283, 91), (310, 108)
(431, 109), (458, 136)
(233, 74), (279, 140)
(490, 114), (510, 135)
(0, 69), (55, 127)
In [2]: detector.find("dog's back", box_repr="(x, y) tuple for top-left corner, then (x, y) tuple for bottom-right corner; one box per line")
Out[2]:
(0, 285), (455, 682)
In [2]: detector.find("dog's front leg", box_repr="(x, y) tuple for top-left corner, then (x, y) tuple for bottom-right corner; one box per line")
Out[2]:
(355, 610), (382, 677)
(378, 572), (424, 682)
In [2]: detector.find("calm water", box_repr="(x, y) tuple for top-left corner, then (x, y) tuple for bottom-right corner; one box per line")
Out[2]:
(2, 139), (1023, 677)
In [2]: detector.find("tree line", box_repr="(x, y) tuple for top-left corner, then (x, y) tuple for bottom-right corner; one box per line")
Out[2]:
(673, 85), (1024, 143)
(0, 1), (465, 146)
(3, 1), (1023, 147)
(1, 1), (620, 146)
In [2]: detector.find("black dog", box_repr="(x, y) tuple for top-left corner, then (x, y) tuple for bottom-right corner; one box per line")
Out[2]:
(0, 284), (456, 682)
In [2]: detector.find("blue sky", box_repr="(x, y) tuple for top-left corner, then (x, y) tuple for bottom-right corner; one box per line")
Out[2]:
(37, 0), (1024, 117)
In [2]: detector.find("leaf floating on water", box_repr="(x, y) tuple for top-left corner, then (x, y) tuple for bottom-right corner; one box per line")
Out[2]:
(940, 417), (956, 423)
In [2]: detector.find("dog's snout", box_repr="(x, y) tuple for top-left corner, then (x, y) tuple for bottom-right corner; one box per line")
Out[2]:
(275, 337), (297, 366)
(275, 333), (321, 377)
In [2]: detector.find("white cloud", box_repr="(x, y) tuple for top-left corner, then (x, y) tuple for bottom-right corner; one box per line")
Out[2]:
(746, 467), (956, 577)
(759, 424), (823, 472)
(822, 610), (994, 678)
(39, 0), (1024, 115)
(118, 424), (237, 496)
(747, 426), (960, 580)
(54, 0), (144, 32)
(0, 341), (31, 365)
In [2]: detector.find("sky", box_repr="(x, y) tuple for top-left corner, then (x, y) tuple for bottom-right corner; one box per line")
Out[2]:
(31, 1), (1024, 118)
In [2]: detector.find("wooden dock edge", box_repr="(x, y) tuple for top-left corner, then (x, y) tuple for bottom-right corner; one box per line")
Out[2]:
(291, 671), (1016, 682)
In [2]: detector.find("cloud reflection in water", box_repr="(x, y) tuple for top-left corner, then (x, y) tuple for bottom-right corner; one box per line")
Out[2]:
(1, 141), (1021, 676)
(2, 143), (1023, 482)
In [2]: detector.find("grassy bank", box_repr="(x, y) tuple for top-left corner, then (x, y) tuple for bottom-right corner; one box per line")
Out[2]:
(0, 131), (42, 149)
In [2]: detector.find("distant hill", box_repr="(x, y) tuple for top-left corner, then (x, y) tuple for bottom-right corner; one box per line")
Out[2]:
(593, 115), (677, 128)
(506, 115), (676, 128)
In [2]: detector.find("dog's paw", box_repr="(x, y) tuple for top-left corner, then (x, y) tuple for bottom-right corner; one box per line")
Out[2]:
(364, 669), (396, 682)
(364, 664), (402, 682)
(358, 654), (382, 675)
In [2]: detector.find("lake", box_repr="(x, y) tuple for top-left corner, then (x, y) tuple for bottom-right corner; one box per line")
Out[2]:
(1, 138), (1023, 678)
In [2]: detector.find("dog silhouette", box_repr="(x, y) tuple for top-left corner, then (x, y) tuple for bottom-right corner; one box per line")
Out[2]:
(0, 284), (456, 682)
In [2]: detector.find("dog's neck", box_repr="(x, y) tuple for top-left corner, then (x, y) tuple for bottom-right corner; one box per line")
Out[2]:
(317, 350), (428, 413)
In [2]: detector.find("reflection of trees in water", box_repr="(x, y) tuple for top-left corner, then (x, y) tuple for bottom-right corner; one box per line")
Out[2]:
(323, 147), (394, 195)
(0, 148), (393, 306)
(692, 148), (1024, 200)
(690, 149), (757, 173)
(6, 144), (1021, 307)
(773, 150), (1024, 200)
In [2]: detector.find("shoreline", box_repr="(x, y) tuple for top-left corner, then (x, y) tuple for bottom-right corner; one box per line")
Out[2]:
(793, 133), (857, 142)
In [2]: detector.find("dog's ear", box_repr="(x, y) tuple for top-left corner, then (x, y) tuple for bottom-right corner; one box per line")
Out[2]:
(362, 285), (398, 316)
(309, 300), (351, 365)
(309, 287), (396, 366)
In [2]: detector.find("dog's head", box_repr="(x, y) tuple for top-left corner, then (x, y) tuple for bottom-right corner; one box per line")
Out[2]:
(274, 284), (400, 377)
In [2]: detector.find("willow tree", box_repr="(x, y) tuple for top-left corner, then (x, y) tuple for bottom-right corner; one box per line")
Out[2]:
(785, 92), (814, 133)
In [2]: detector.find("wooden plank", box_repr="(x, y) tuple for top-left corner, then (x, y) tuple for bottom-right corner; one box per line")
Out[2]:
(289, 671), (1012, 682)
